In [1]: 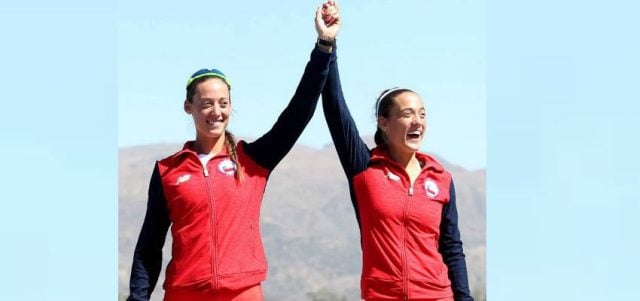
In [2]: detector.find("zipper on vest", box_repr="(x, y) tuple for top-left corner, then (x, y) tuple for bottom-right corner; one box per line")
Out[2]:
(203, 166), (218, 291)
(402, 184), (414, 300)
(203, 164), (209, 177)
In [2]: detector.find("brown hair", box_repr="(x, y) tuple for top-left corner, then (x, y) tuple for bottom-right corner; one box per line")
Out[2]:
(223, 130), (243, 182)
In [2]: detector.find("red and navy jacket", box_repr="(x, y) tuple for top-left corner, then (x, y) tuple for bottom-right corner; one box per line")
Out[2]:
(127, 46), (333, 301)
(321, 50), (474, 301)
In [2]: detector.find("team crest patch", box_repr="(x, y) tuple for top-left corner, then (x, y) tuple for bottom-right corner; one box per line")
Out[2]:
(424, 178), (439, 198)
(217, 159), (237, 176)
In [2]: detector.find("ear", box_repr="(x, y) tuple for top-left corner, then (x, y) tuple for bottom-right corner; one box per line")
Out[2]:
(184, 99), (192, 114)
(377, 116), (389, 132)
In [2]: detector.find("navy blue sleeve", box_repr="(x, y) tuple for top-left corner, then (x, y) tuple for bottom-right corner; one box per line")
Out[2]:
(127, 163), (171, 301)
(439, 180), (474, 301)
(243, 45), (332, 171)
(321, 48), (371, 176)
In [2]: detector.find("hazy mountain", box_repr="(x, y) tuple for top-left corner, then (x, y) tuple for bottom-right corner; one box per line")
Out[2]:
(119, 138), (485, 301)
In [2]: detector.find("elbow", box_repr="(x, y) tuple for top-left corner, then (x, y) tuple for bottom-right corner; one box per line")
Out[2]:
(439, 240), (466, 264)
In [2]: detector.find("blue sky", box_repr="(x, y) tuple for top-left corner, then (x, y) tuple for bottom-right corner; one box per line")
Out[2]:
(1, 0), (639, 300)
(117, 0), (487, 170)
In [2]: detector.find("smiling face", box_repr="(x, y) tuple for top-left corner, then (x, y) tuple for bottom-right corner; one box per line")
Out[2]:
(378, 91), (427, 157)
(184, 77), (231, 141)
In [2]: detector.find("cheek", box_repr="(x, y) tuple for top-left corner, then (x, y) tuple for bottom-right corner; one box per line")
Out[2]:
(223, 108), (232, 119)
(394, 120), (411, 131)
(196, 109), (210, 118)
(387, 123), (407, 139)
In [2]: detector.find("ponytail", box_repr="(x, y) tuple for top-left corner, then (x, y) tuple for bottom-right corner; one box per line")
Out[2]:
(224, 130), (243, 182)
(374, 128), (387, 147)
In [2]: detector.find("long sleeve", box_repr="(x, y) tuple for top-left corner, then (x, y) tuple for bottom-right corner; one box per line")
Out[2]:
(243, 45), (332, 171)
(439, 180), (474, 301)
(320, 47), (370, 177)
(127, 163), (171, 301)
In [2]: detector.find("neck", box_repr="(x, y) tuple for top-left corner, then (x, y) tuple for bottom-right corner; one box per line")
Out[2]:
(388, 147), (419, 169)
(193, 133), (226, 155)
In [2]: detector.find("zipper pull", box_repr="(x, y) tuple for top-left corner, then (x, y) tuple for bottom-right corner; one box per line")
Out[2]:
(408, 186), (414, 196)
(404, 294), (408, 301)
(203, 166), (209, 177)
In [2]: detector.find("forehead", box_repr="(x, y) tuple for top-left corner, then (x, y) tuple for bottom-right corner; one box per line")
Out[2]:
(194, 77), (230, 98)
(391, 92), (424, 110)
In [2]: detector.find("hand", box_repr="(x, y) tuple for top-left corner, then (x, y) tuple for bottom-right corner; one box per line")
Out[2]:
(321, 0), (339, 27)
(315, 0), (340, 41)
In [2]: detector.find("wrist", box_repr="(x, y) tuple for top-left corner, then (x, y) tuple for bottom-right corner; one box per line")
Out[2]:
(316, 37), (335, 53)
(317, 36), (335, 47)
(316, 43), (333, 53)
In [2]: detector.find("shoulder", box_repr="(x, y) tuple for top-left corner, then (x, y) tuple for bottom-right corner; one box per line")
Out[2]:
(157, 142), (195, 174)
(235, 139), (270, 175)
(417, 152), (447, 171)
(417, 151), (452, 181)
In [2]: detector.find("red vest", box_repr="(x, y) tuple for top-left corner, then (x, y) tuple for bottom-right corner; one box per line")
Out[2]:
(157, 141), (269, 295)
(355, 148), (454, 300)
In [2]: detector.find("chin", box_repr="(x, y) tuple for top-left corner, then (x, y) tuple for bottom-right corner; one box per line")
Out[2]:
(198, 129), (225, 139)
(209, 131), (225, 138)
(404, 142), (422, 152)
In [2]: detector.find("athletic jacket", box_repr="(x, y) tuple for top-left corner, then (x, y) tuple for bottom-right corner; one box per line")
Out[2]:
(127, 46), (333, 301)
(321, 51), (474, 301)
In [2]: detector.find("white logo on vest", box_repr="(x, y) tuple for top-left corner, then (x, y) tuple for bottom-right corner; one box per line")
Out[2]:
(176, 174), (191, 184)
(386, 172), (400, 181)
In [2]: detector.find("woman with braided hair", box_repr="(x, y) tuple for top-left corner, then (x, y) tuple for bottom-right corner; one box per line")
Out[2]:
(126, 3), (341, 301)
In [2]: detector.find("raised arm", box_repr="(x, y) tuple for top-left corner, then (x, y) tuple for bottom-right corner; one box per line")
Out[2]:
(321, 51), (371, 177)
(243, 4), (340, 171)
(438, 180), (474, 301)
(319, 2), (370, 177)
(127, 164), (171, 301)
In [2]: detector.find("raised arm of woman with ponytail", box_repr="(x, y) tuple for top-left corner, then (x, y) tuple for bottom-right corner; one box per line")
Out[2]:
(243, 2), (341, 172)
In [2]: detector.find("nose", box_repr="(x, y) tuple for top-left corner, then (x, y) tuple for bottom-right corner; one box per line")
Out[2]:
(210, 103), (221, 115)
(411, 114), (425, 129)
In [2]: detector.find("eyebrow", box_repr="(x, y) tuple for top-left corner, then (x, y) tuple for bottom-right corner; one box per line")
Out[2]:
(399, 107), (425, 113)
(201, 97), (230, 102)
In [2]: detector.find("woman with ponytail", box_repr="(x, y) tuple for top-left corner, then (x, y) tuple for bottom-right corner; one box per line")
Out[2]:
(126, 3), (341, 301)
(319, 2), (473, 300)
